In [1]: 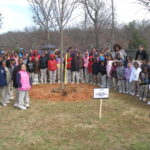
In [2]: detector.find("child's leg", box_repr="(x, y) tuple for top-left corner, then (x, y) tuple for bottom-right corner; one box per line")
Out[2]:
(0, 86), (7, 106)
(9, 81), (14, 99)
(76, 71), (79, 83)
(136, 82), (140, 97)
(44, 68), (47, 83)
(72, 71), (75, 83)
(122, 80), (125, 93)
(101, 74), (106, 88)
(84, 68), (89, 83)
(40, 69), (44, 83)
(118, 80), (122, 93)
(143, 85), (148, 100)
(18, 90), (25, 107)
(49, 71), (53, 84)
(24, 91), (30, 107)
(57, 67), (60, 83)
(67, 69), (71, 83)
(53, 71), (57, 83)
(48, 71), (51, 83)
(132, 81), (136, 95)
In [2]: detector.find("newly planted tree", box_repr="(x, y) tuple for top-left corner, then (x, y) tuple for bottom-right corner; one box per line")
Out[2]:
(53, 0), (78, 89)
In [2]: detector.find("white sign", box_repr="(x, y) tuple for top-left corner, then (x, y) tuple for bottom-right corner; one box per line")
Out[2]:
(94, 88), (109, 99)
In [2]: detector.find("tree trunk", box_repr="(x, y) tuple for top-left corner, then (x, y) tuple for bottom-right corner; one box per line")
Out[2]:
(94, 22), (99, 49)
(60, 27), (64, 90)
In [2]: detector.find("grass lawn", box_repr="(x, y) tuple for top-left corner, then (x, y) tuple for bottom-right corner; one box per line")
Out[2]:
(0, 91), (150, 150)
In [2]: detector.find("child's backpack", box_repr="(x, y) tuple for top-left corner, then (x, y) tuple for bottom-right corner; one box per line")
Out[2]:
(0, 66), (7, 86)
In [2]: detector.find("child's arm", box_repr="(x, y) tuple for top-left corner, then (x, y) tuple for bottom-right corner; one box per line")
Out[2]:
(16, 73), (22, 88)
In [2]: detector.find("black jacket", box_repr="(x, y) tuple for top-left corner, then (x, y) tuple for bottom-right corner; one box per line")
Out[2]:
(71, 56), (80, 72)
(39, 56), (48, 69)
(135, 50), (147, 60)
(26, 61), (34, 73)
(92, 62), (99, 75)
(12, 65), (20, 88)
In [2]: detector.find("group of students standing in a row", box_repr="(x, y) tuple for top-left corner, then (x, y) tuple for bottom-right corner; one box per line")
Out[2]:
(0, 44), (150, 110)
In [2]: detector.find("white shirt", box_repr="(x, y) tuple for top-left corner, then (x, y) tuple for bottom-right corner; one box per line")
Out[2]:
(129, 67), (142, 82)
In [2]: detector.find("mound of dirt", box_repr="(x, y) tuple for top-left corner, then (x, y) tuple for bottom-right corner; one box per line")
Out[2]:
(29, 83), (97, 102)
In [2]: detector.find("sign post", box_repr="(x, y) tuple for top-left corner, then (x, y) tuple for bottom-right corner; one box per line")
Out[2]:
(94, 88), (109, 119)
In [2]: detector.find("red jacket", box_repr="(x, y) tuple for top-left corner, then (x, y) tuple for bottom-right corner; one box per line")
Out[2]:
(67, 57), (72, 69)
(48, 59), (57, 71)
(31, 50), (40, 62)
(88, 56), (93, 73)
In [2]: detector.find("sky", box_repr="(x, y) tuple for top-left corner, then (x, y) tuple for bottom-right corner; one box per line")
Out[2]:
(0, 0), (149, 34)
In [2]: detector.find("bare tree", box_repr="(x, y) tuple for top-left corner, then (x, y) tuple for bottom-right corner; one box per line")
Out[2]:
(53, 0), (77, 89)
(0, 13), (3, 28)
(111, 0), (115, 46)
(80, 0), (111, 49)
(28, 0), (55, 43)
(137, 0), (150, 11)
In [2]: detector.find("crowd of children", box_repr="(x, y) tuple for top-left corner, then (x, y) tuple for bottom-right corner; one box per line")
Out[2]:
(0, 44), (150, 110)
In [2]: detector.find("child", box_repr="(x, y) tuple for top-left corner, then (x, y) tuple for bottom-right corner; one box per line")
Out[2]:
(33, 56), (40, 85)
(130, 62), (142, 97)
(48, 54), (57, 84)
(39, 52), (48, 84)
(110, 61), (118, 89)
(117, 61), (125, 93)
(66, 53), (72, 83)
(124, 62), (132, 94)
(0, 62), (7, 106)
(139, 66), (149, 101)
(26, 56), (34, 80)
(78, 52), (84, 83)
(83, 52), (89, 83)
(106, 56), (113, 88)
(92, 58), (99, 85)
(2, 61), (11, 103)
(88, 56), (94, 84)
(71, 54), (80, 83)
(16, 63), (32, 110)
(99, 61), (107, 88)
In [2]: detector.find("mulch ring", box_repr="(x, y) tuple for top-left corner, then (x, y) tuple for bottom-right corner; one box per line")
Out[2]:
(29, 83), (98, 102)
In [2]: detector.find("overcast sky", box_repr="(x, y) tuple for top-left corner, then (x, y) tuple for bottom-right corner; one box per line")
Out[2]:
(0, 0), (149, 34)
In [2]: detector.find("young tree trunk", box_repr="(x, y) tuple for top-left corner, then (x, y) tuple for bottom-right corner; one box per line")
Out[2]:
(94, 22), (99, 49)
(60, 27), (64, 90)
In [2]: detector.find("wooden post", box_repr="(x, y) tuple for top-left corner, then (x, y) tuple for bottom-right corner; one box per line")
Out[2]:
(99, 99), (103, 119)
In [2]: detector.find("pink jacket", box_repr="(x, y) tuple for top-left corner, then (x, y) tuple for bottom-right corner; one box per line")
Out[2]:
(83, 56), (89, 68)
(18, 71), (31, 91)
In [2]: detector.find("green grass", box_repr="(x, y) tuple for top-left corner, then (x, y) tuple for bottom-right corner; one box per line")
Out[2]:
(0, 91), (150, 150)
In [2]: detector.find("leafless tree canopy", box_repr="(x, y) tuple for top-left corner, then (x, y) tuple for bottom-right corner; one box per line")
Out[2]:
(79, 0), (111, 48)
(28, 0), (55, 31)
(137, 0), (150, 11)
(0, 13), (2, 28)
(53, 0), (77, 31)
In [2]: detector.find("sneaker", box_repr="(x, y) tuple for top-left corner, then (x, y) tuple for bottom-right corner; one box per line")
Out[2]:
(10, 97), (14, 100)
(1, 103), (7, 107)
(136, 94), (139, 97)
(143, 98), (146, 102)
(147, 101), (150, 105)
(14, 103), (19, 107)
(139, 97), (142, 100)
(25, 104), (30, 108)
(18, 105), (27, 110)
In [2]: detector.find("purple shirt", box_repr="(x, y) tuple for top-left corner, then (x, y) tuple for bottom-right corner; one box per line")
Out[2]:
(124, 67), (132, 80)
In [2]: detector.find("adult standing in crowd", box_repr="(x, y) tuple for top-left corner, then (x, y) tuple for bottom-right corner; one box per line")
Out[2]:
(112, 44), (127, 61)
(135, 45), (147, 61)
